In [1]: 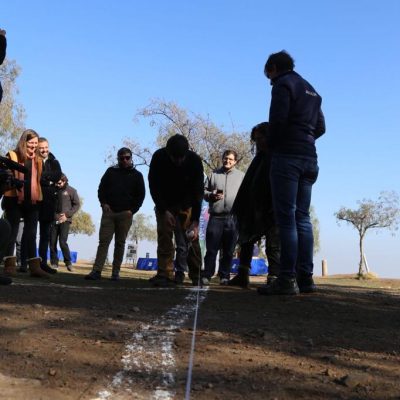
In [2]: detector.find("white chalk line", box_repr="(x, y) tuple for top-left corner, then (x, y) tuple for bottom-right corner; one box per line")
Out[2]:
(93, 287), (208, 400)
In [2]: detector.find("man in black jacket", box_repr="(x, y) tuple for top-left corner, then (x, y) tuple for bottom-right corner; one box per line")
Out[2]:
(38, 137), (62, 274)
(49, 174), (80, 271)
(85, 148), (145, 280)
(260, 50), (326, 296)
(0, 28), (6, 103)
(148, 134), (204, 287)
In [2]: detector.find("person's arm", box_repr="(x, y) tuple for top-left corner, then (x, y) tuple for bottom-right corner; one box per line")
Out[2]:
(66, 188), (80, 218)
(0, 31), (6, 65)
(268, 84), (291, 146)
(190, 156), (205, 222)
(130, 171), (145, 215)
(148, 151), (168, 213)
(314, 108), (326, 139)
(40, 160), (62, 186)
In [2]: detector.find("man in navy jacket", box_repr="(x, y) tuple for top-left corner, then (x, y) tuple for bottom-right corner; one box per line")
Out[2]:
(259, 50), (325, 296)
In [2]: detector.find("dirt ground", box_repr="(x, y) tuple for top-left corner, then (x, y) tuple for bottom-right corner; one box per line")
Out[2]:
(0, 262), (400, 400)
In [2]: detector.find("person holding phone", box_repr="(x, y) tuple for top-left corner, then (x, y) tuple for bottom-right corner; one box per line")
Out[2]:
(202, 150), (244, 285)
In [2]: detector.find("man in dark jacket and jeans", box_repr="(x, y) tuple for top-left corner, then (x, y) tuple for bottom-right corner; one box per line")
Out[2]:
(85, 148), (145, 281)
(260, 50), (326, 296)
(38, 137), (62, 274)
(50, 174), (80, 271)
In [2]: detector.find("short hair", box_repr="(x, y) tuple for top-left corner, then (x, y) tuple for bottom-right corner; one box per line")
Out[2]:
(222, 149), (238, 161)
(264, 50), (295, 76)
(166, 134), (189, 158)
(60, 173), (68, 183)
(250, 122), (269, 141)
(38, 137), (48, 143)
(117, 147), (132, 156)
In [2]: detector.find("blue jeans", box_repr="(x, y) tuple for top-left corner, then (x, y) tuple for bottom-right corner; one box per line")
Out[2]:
(270, 155), (319, 278)
(203, 215), (238, 279)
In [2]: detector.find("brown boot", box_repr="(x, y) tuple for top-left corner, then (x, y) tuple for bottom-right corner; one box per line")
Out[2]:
(3, 256), (17, 277)
(27, 257), (49, 278)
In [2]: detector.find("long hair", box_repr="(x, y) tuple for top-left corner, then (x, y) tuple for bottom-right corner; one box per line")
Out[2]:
(14, 129), (40, 161)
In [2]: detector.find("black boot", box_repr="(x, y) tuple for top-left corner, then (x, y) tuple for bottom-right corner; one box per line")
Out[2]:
(41, 264), (57, 275)
(229, 266), (249, 288)
(0, 276), (12, 285)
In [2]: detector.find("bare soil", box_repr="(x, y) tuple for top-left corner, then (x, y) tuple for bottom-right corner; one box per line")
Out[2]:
(0, 262), (400, 399)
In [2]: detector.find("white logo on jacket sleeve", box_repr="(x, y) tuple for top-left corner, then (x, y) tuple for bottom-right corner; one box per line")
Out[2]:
(305, 90), (317, 97)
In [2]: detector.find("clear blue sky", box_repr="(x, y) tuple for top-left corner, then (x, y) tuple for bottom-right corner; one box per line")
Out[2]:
(2, 0), (400, 277)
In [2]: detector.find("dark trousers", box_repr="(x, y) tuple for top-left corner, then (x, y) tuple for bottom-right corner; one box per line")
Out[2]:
(270, 154), (319, 278)
(239, 223), (280, 277)
(203, 215), (238, 279)
(0, 218), (11, 260)
(39, 220), (52, 267)
(50, 222), (71, 265)
(3, 198), (39, 262)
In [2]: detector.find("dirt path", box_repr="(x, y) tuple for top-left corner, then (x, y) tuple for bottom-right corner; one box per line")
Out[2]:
(0, 263), (399, 399)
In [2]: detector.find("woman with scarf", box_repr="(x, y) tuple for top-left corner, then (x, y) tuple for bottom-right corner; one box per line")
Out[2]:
(2, 129), (48, 277)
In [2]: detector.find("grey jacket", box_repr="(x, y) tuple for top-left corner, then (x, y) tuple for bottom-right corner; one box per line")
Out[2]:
(204, 167), (244, 216)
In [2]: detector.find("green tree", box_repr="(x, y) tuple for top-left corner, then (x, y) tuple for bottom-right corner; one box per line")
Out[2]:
(70, 199), (95, 236)
(335, 191), (400, 276)
(0, 58), (26, 154)
(129, 213), (157, 244)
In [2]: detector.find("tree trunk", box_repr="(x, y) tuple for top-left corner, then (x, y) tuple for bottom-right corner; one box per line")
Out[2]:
(358, 232), (365, 276)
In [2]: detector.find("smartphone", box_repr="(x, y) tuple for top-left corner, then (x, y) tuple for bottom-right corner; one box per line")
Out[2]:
(216, 189), (223, 194)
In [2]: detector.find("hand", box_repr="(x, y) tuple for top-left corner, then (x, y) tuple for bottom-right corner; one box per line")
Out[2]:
(210, 192), (223, 202)
(102, 203), (111, 212)
(165, 210), (176, 228)
(58, 213), (67, 223)
(0, 29), (6, 37)
(187, 221), (199, 241)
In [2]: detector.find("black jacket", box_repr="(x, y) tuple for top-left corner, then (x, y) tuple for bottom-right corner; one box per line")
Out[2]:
(231, 151), (274, 244)
(98, 165), (145, 214)
(148, 148), (204, 222)
(39, 153), (62, 222)
(268, 71), (326, 157)
(0, 35), (6, 103)
(55, 184), (80, 222)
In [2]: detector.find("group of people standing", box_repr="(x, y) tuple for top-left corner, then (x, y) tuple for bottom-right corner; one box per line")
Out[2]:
(0, 130), (80, 284)
(1, 32), (325, 296)
(145, 50), (326, 296)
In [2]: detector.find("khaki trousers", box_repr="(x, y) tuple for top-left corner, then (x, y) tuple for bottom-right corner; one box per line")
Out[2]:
(155, 208), (201, 281)
(93, 210), (133, 273)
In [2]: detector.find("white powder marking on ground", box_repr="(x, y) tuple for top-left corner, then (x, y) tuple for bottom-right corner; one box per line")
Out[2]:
(93, 287), (208, 399)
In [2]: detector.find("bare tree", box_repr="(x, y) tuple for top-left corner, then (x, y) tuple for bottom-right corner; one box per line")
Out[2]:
(0, 58), (26, 154)
(135, 98), (253, 175)
(335, 191), (400, 276)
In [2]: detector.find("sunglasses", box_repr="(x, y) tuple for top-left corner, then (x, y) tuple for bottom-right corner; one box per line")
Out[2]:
(118, 155), (131, 161)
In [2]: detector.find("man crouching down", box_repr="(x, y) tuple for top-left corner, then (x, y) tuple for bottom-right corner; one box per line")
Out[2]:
(148, 135), (204, 287)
